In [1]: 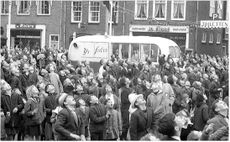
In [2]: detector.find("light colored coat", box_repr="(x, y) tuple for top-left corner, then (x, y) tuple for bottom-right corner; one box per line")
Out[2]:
(49, 72), (63, 95)
(105, 109), (122, 140)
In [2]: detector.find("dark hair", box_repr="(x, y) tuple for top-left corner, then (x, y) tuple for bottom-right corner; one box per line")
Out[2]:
(158, 113), (176, 137)
(167, 75), (174, 85)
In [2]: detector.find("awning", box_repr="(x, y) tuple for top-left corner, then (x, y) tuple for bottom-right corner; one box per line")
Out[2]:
(200, 20), (229, 28)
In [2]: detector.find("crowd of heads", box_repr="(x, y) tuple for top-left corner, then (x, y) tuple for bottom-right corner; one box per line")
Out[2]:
(0, 44), (229, 141)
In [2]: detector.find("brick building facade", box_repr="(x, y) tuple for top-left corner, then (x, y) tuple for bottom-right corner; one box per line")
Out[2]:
(0, 0), (64, 50)
(0, 0), (228, 56)
(65, 0), (228, 56)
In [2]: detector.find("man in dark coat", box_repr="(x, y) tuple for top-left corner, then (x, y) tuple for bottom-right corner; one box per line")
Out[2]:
(89, 95), (110, 140)
(20, 64), (30, 99)
(168, 75), (183, 114)
(1, 82), (24, 140)
(9, 68), (22, 92)
(129, 94), (164, 140)
(119, 77), (133, 140)
(44, 84), (58, 140)
(28, 66), (39, 86)
(192, 93), (209, 131)
(55, 93), (85, 140)
(209, 74), (222, 117)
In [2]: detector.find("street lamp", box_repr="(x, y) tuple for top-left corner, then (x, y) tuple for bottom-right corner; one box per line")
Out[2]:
(109, 0), (113, 36)
(6, 0), (11, 51)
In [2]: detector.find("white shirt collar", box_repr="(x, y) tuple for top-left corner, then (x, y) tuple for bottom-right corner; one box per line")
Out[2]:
(172, 136), (181, 141)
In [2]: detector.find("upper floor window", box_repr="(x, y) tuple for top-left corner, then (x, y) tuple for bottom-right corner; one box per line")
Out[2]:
(17, 0), (31, 15)
(216, 33), (221, 44)
(209, 0), (223, 19)
(37, 0), (51, 15)
(201, 32), (207, 43)
(135, 0), (149, 20)
(0, 1), (9, 15)
(153, 0), (167, 20)
(112, 1), (119, 24)
(72, 1), (82, 23)
(209, 32), (214, 44)
(88, 1), (100, 23)
(171, 0), (186, 20)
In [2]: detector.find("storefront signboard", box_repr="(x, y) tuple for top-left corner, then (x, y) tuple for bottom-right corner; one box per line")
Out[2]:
(15, 24), (36, 29)
(200, 20), (228, 28)
(130, 25), (189, 33)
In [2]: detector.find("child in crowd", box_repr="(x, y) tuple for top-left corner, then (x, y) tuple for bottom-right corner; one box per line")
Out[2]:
(105, 99), (122, 140)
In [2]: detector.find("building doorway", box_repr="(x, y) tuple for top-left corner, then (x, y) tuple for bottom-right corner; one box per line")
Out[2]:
(11, 29), (41, 51)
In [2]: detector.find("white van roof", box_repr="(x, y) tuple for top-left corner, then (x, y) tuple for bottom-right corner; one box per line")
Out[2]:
(72, 35), (178, 47)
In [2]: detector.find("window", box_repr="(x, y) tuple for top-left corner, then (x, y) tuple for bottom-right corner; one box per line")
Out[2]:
(209, 0), (223, 19)
(209, 32), (214, 43)
(201, 32), (207, 43)
(169, 46), (180, 58)
(17, 0), (31, 15)
(49, 34), (59, 50)
(216, 33), (221, 44)
(135, 0), (149, 20)
(72, 1), (82, 23)
(150, 44), (159, 62)
(88, 1), (100, 23)
(131, 44), (140, 62)
(112, 1), (119, 24)
(171, 0), (186, 20)
(141, 44), (150, 61)
(121, 43), (129, 59)
(0, 1), (9, 15)
(37, 0), (51, 15)
(153, 0), (167, 20)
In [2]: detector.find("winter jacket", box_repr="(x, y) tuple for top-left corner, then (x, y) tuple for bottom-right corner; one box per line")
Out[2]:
(54, 108), (85, 140)
(193, 103), (209, 131)
(105, 109), (122, 140)
(89, 103), (107, 133)
(44, 94), (58, 124)
(1, 92), (24, 128)
(24, 97), (43, 126)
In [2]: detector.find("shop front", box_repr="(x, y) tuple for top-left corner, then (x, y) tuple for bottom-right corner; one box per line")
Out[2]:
(129, 25), (189, 53)
(6, 24), (46, 50)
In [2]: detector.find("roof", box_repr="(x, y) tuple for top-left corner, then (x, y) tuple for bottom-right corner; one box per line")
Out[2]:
(72, 35), (178, 47)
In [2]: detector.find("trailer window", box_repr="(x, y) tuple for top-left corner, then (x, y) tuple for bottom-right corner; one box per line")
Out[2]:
(150, 44), (159, 62)
(121, 43), (129, 59)
(112, 43), (119, 57)
(169, 46), (180, 58)
(141, 44), (150, 61)
(131, 44), (140, 62)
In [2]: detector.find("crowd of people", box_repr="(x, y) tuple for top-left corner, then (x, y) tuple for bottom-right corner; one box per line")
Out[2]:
(0, 45), (229, 141)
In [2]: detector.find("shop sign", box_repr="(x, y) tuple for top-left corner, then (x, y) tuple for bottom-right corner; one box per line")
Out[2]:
(200, 20), (228, 28)
(171, 27), (189, 33)
(130, 25), (189, 33)
(130, 25), (148, 32)
(15, 24), (36, 29)
(80, 42), (109, 62)
(156, 26), (170, 32)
